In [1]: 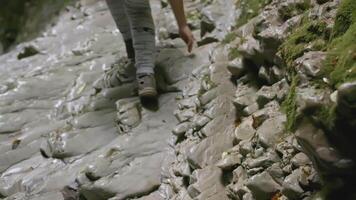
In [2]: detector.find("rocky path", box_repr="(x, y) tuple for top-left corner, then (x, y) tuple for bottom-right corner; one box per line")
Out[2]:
(2, 0), (355, 199)
(0, 1), (214, 199)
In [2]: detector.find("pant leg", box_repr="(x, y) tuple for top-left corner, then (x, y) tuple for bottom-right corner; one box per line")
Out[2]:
(105, 0), (135, 61)
(124, 0), (156, 75)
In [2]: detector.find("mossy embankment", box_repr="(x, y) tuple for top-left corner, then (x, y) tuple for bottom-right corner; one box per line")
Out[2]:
(279, 19), (330, 74)
(0, 0), (71, 52)
(280, 0), (356, 131)
(322, 0), (356, 88)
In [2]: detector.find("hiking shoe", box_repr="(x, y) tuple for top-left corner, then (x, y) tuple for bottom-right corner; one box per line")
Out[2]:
(137, 74), (158, 98)
(93, 58), (135, 89)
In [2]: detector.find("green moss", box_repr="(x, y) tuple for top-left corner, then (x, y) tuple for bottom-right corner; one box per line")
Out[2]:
(222, 32), (238, 44)
(322, 24), (356, 87)
(187, 10), (201, 22)
(228, 48), (241, 60)
(310, 39), (327, 51)
(331, 0), (356, 38)
(315, 105), (337, 130)
(282, 75), (299, 132)
(234, 0), (271, 28)
(279, 0), (311, 21)
(319, 0), (356, 88)
(279, 19), (329, 74)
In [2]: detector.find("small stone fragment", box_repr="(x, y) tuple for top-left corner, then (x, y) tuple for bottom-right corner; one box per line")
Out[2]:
(256, 115), (287, 148)
(246, 171), (281, 200)
(235, 116), (256, 143)
(172, 122), (191, 137)
(282, 169), (304, 200)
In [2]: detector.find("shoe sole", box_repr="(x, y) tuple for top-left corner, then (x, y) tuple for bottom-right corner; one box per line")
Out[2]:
(139, 87), (158, 97)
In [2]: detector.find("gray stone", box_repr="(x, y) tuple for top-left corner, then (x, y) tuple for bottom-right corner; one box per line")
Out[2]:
(295, 51), (327, 78)
(295, 120), (353, 171)
(267, 163), (284, 184)
(282, 164), (293, 174)
(242, 103), (259, 116)
(216, 147), (242, 170)
(116, 99), (141, 130)
(239, 140), (253, 156)
(236, 17), (258, 38)
(187, 128), (234, 169)
(251, 101), (282, 128)
(192, 115), (211, 129)
(228, 169), (249, 199)
(256, 115), (287, 148)
(177, 96), (200, 110)
(173, 122), (192, 137)
(237, 36), (263, 65)
(234, 84), (258, 111)
(234, 116), (256, 143)
(291, 152), (311, 168)
(73, 109), (116, 129)
(256, 86), (277, 108)
(298, 166), (312, 187)
(337, 81), (356, 124)
(187, 166), (229, 200)
(296, 86), (331, 113)
(282, 169), (304, 200)
(246, 171), (281, 200)
(227, 57), (246, 78)
(0, 0), (331, 199)
(201, 115), (231, 137)
(199, 87), (218, 105)
(258, 14), (302, 64)
(171, 189), (193, 200)
(174, 109), (195, 123)
(232, 166), (248, 185)
(247, 167), (265, 176)
(246, 151), (280, 169)
(242, 192), (256, 200)
(255, 79), (289, 107)
(200, 0), (237, 41)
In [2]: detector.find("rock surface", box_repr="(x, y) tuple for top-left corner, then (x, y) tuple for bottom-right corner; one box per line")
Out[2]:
(1, 0), (355, 199)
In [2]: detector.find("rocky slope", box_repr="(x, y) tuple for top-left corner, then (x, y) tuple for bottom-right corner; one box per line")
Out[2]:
(0, 0), (355, 200)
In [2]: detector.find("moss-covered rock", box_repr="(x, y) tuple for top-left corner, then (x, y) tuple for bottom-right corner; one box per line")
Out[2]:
(222, 32), (238, 44)
(331, 0), (356, 38)
(282, 75), (299, 132)
(234, 0), (271, 28)
(279, 19), (330, 75)
(323, 24), (356, 87)
(278, 0), (311, 21)
(320, 0), (356, 88)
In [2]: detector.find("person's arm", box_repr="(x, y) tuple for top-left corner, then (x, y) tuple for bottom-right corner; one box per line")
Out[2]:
(169, 0), (195, 52)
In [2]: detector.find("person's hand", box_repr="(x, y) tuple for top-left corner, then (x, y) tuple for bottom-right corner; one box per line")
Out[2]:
(179, 25), (195, 53)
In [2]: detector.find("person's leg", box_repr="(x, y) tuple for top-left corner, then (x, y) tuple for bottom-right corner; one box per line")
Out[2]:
(105, 0), (135, 61)
(124, 0), (156, 75)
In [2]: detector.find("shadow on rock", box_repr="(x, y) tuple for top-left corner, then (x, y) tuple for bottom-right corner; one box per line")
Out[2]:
(140, 96), (159, 111)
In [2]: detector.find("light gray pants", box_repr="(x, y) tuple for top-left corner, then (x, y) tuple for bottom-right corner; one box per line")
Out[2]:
(106, 0), (156, 75)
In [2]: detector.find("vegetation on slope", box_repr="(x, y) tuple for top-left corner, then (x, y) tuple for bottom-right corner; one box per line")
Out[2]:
(321, 0), (356, 88)
(279, 0), (356, 132)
